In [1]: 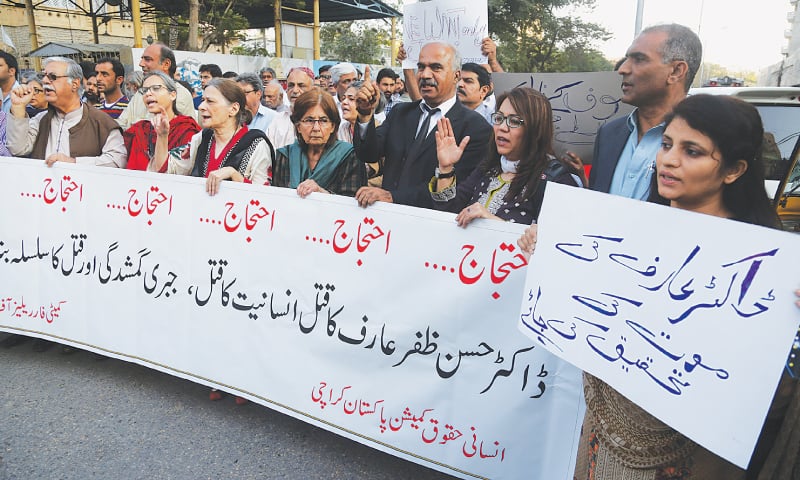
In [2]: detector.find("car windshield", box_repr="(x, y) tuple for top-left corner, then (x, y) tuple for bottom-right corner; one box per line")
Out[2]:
(753, 104), (800, 198)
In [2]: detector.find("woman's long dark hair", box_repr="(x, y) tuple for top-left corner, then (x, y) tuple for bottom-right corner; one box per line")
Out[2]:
(478, 87), (554, 202)
(647, 94), (781, 229)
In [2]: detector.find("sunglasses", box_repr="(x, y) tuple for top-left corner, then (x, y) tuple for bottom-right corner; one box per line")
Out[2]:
(44, 72), (70, 82)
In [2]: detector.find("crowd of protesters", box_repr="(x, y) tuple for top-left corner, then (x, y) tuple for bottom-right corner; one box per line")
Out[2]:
(0, 26), (798, 479)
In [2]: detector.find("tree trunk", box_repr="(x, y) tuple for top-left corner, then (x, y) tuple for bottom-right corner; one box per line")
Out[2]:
(187, 0), (200, 51)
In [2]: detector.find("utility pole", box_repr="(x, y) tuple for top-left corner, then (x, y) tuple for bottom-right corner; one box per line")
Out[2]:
(24, 0), (40, 70)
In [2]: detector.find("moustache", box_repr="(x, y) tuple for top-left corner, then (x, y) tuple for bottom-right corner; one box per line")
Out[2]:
(457, 87), (466, 96)
(418, 78), (438, 89)
(43, 85), (56, 93)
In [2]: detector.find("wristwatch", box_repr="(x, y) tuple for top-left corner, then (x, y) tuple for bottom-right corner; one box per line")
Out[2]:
(435, 167), (455, 179)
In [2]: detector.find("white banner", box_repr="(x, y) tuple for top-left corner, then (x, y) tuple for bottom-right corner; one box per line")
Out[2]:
(0, 157), (584, 480)
(402, 0), (488, 68)
(519, 183), (800, 468)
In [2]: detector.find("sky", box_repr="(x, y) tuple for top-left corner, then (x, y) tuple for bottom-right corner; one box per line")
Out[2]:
(574, 0), (790, 72)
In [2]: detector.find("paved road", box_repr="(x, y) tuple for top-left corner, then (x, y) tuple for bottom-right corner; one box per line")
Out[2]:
(0, 334), (456, 480)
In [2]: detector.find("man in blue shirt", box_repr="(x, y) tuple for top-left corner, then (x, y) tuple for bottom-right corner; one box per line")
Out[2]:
(590, 24), (702, 200)
(0, 51), (19, 114)
(236, 72), (276, 133)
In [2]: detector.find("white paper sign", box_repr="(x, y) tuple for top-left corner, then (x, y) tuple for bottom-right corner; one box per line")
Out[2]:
(519, 183), (800, 468)
(402, 0), (488, 68)
(0, 157), (584, 480)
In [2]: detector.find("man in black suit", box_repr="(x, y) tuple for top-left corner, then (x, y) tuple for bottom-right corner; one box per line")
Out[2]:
(590, 24), (701, 199)
(353, 42), (491, 208)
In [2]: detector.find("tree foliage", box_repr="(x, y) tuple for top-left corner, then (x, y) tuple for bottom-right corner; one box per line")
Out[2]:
(196, 0), (250, 52)
(320, 21), (391, 63)
(488, 0), (611, 72)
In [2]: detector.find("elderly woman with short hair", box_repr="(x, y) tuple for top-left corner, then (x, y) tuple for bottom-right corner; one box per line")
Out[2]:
(124, 71), (200, 172)
(158, 78), (273, 195)
(273, 89), (365, 197)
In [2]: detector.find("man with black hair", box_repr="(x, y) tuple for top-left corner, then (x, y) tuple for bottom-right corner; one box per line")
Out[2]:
(0, 50), (19, 113)
(95, 57), (128, 118)
(81, 62), (100, 107)
(195, 63), (222, 108)
(317, 64), (332, 90)
(457, 62), (492, 123)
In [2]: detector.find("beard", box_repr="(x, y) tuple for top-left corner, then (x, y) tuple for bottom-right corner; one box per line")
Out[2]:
(83, 92), (100, 104)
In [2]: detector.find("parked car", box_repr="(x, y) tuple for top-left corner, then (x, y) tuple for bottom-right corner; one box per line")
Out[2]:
(689, 87), (800, 231)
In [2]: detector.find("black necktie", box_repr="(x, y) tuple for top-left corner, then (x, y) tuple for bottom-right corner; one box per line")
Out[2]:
(409, 104), (439, 157)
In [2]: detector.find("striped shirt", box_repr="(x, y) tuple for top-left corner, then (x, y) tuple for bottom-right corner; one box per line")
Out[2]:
(97, 95), (129, 119)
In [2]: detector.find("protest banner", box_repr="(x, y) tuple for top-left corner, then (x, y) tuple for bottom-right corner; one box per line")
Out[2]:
(492, 72), (634, 165)
(0, 157), (584, 479)
(402, 0), (488, 68)
(519, 183), (800, 468)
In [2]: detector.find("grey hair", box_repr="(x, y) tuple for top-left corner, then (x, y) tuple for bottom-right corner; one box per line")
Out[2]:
(420, 42), (461, 71)
(261, 78), (286, 105)
(329, 62), (357, 84)
(126, 70), (143, 88)
(143, 71), (181, 115)
(20, 70), (40, 83)
(235, 72), (262, 95)
(143, 71), (177, 92)
(641, 23), (703, 91)
(259, 67), (276, 77)
(44, 56), (84, 96)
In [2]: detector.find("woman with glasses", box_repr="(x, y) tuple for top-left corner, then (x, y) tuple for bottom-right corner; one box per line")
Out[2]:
(155, 78), (273, 195)
(431, 87), (577, 226)
(124, 71), (200, 172)
(20, 73), (49, 118)
(272, 89), (366, 197)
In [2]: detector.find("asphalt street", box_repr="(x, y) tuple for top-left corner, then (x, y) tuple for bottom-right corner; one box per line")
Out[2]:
(0, 333), (456, 480)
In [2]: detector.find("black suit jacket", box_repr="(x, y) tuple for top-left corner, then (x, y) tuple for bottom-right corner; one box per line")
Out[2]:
(355, 99), (492, 208)
(588, 116), (630, 194)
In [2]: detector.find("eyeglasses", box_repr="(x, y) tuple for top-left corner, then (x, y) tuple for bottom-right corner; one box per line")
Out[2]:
(140, 84), (169, 95)
(44, 72), (70, 82)
(300, 117), (331, 127)
(242, 89), (257, 95)
(319, 74), (331, 80)
(32, 87), (44, 94)
(491, 112), (525, 129)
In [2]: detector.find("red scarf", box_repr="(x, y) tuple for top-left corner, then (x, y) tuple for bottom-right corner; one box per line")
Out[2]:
(124, 115), (200, 172)
(205, 125), (250, 176)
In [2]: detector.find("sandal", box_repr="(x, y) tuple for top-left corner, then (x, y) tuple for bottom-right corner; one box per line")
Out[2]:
(209, 389), (224, 401)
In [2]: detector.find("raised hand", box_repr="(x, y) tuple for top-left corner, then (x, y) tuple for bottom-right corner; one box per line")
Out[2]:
(151, 106), (170, 137)
(355, 67), (379, 121)
(435, 117), (470, 170)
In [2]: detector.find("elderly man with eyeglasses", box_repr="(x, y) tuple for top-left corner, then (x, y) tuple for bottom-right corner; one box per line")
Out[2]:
(7, 56), (126, 168)
(236, 72), (277, 133)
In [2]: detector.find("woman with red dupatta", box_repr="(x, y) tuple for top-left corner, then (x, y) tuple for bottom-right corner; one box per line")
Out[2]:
(124, 71), (199, 173)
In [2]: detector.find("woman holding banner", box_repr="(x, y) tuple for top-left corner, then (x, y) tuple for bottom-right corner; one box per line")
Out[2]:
(431, 87), (577, 226)
(124, 72), (200, 172)
(272, 89), (365, 197)
(519, 94), (798, 479)
(158, 78), (273, 195)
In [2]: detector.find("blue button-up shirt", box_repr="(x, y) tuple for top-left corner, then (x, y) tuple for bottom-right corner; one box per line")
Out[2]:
(249, 104), (277, 133)
(609, 109), (664, 200)
(1, 80), (20, 113)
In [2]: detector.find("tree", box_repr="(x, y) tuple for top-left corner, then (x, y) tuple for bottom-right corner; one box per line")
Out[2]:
(488, 0), (611, 72)
(320, 21), (392, 63)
